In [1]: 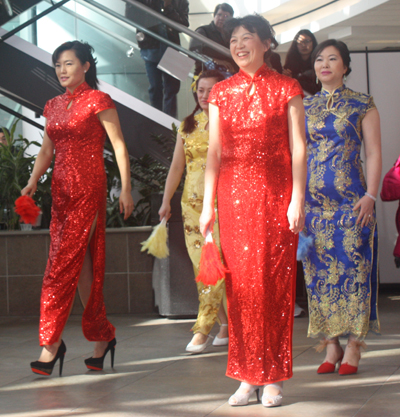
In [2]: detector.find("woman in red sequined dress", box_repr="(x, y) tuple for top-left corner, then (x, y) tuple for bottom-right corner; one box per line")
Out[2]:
(22, 41), (134, 376)
(200, 16), (307, 407)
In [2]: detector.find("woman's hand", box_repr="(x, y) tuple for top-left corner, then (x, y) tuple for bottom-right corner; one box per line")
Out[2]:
(199, 205), (215, 237)
(158, 201), (172, 222)
(283, 68), (292, 77)
(21, 179), (37, 198)
(354, 195), (375, 227)
(287, 199), (305, 234)
(119, 190), (134, 220)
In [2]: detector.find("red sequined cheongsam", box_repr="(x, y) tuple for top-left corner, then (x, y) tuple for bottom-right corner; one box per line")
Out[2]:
(208, 64), (303, 385)
(40, 82), (115, 346)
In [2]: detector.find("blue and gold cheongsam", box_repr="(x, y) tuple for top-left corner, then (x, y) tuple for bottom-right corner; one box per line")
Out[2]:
(303, 85), (380, 340)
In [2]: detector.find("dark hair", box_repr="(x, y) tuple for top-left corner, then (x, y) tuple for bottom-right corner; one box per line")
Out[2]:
(1, 127), (10, 136)
(52, 41), (99, 89)
(214, 3), (234, 17)
(311, 39), (352, 76)
(224, 15), (278, 59)
(284, 29), (318, 69)
(182, 70), (225, 134)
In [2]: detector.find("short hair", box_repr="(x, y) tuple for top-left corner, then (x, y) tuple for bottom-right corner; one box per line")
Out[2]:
(224, 15), (278, 59)
(1, 127), (10, 136)
(214, 3), (234, 17)
(311, 39), (352, 76)
(52, 40), (99, 89)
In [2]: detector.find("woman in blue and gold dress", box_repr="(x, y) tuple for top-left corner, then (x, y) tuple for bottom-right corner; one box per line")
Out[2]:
(303, 40), (382, 376)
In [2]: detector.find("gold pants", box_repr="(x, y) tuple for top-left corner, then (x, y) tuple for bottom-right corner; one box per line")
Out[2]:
(191, 269), (227, 335)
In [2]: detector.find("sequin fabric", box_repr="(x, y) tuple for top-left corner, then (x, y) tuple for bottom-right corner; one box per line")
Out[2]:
(208, 64), (303, 385)
(39, 82), (116, 346)
(179, 112), (225, 335)
(303, 85), (380, 340)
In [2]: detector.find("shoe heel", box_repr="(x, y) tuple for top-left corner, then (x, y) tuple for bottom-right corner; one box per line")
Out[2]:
(59, 353), (65, 377)
(110, 347), (115, 368)
(255, 388), (260, 403)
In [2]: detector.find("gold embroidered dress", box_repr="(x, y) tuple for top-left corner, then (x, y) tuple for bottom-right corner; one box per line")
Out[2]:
(303, 85), (380, 340)
(179, 111), (225, 335)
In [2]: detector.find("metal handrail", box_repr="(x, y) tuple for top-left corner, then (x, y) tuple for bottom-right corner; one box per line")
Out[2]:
(0, 103), (44, 130)
(44, 0), (140, 51)
(78, 0), (208, 64)
(0, 0), (71, 43)
(122, 0), (231, 58)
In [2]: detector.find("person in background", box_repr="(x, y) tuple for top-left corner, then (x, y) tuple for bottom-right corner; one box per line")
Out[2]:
(268, 51), (283, 74)
(126, 0), (189, 118)
(189, 3), (237, 76)
(283, 29), (320, 95)
(303, 39), (381, 376)
(0, 127), (10, 145)
(159, 70), (229, 354)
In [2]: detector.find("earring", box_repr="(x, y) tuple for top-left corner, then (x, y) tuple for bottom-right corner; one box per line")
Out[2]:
(316, 76), (319, 84)
(84, 70), (87, 73)
(343, 75), (347, 83)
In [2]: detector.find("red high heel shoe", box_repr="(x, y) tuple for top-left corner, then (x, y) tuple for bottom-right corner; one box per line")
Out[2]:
(316, 338), (344, 374)
(338, 340), (366, 376)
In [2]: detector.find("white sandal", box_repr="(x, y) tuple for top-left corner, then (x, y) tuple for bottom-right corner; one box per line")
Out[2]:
(212, 324), (229, 346)
(185, 334), (213, 354)
(262, 383), (283, 407)
(228, 382), (260, 406)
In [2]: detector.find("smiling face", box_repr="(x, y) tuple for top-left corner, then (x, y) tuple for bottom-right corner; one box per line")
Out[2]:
(314, 45), (347, 90)
(296, 34), (313, 59)
(230, 25), (269, 75)
(197, 77), (219, 113)
(55, 50), (90, 93)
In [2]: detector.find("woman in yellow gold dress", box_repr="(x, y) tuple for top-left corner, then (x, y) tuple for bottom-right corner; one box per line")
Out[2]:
(159, 70), (228, 353)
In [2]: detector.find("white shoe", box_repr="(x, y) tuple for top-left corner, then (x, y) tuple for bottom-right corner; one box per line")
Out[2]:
(185, 335), (212, 354)
(262, 383), (283, 407)
(228, 382), (260, 406)
(212, 324), (229, 346)
(294, 303), (305, 317)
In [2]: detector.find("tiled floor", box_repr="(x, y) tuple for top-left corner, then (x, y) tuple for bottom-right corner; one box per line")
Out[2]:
(0, 291), (399, 417)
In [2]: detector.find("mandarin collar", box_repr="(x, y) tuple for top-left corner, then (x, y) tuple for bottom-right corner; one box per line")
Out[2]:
(320, 84), (345, 110)
(198, 111), (208, 122)
(238, 63), (271, 82)
(65, 82), (91, 99)
(321, 84), (345, 96)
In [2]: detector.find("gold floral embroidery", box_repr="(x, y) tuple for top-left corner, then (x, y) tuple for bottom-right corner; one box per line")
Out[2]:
(179, 111), (224, 336)
(303, 87), (379, 339)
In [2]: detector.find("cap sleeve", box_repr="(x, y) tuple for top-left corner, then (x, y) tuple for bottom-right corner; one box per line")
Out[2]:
(208, 83), (221, 107)
(286, 78), (304, 103)
(43, 100), (51, 118)
(366, 95), (377, 112)
(177, 120), (185, 136)
(93, 92), (116, 115)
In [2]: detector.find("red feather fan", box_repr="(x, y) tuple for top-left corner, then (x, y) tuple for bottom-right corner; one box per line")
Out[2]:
(195, 232), (229, 286)
(14, 195), (41, 225)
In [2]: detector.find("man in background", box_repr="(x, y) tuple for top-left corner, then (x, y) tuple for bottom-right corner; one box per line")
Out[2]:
(126, 0), (189, 118)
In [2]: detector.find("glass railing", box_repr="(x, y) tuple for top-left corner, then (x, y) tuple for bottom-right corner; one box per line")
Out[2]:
(1, 0), (231, 121)
(0, 94), (44, 146)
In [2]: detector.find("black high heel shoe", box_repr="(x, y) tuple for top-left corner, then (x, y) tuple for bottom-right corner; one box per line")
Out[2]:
(84, 338), (116, 371)
(30, 340), (67, 377)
